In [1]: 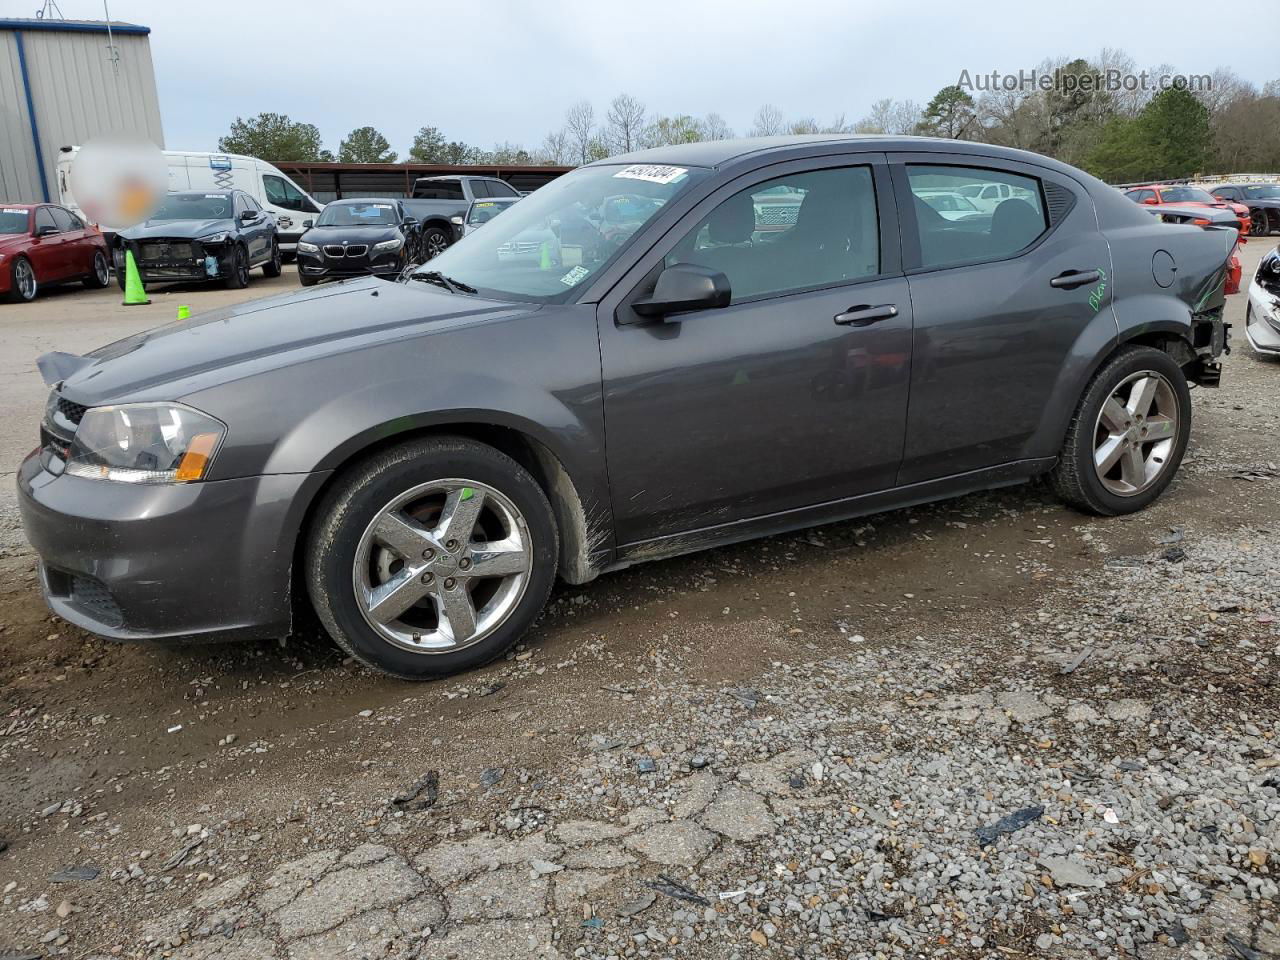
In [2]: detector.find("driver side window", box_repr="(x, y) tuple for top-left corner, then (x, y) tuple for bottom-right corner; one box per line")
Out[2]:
(34, 207), (58, 233)
(665, 166), (880, 303)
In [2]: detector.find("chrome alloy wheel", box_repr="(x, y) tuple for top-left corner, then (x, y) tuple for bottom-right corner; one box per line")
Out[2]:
(93, 251), (110, 285)
(425, 231), (449, 259)
(1092, 370), (1179, 497)
(353, 479), (532, 653)
(14, 258), (37, 300)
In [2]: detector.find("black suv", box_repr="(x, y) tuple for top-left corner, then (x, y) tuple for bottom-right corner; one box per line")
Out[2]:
(115, 190), (281, 289)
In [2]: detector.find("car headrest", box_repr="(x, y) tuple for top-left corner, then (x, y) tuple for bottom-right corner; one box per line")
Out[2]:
(707, 192), (756, 244)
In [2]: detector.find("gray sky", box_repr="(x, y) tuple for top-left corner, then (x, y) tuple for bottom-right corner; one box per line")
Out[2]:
(10, 0), (1279, 156)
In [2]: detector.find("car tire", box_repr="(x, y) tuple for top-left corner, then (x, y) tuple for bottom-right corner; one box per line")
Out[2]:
(224, 244), (250, 289)
(262, 240), (283, 278)
(1049, 345), (1191, 516)
(84, 249), (111, 289)
(5, 255), (38, 303)
(305, 437), (559, 679)
(421, 226), (450, 261)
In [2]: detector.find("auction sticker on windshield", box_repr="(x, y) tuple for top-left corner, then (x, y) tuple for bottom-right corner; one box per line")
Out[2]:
(560, 265), (590, 286)
(614, 164), (688, 185)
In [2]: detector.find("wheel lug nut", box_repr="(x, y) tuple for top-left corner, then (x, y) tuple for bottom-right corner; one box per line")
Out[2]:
(444, 577), (457, 590)
(446, 539), (459, 552)
(459, 558), (471, 570)
(420, 572), (434, 585)
(422, 548), (434, 560)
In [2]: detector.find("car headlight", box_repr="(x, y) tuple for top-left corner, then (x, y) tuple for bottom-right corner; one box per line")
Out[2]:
(199, 232), (230, 244)
(297, 240), (320, 254)
(65, 402), (226, 484)
(372, 238), (403, 255)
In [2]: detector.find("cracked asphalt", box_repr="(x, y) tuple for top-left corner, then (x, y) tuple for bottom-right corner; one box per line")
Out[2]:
(0, 245), (1277, 959)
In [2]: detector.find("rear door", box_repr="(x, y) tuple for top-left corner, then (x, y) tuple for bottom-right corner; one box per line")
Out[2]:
(889, 153), (1113, 484)
(597, 154), (914, 545)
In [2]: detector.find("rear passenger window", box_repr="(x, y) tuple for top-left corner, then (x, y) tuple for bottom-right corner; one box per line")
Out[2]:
(488, 180), (519, 198)
(666, 166), (880, 303)
(470, 181), (491, 199)
(906, 165), (1047, 270)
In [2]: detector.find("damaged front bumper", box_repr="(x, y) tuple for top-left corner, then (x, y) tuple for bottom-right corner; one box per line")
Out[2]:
(114, 239), (230, 283)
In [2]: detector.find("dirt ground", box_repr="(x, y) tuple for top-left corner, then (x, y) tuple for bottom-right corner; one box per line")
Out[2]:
(0, 246), (1276, 959)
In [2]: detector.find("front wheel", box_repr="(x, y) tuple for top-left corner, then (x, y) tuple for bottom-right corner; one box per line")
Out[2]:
(223, 245), (250, 289)
(305, 437), (559, 679)
(1049, 345), (1191, 515)
(5, 256), (38, 303)
(421, 226), (450, 261)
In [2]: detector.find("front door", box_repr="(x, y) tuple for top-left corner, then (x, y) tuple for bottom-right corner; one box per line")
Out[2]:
(598, 156), (914, 546)
(28, 207), (70, 282)
(890, 154), (1115, 484)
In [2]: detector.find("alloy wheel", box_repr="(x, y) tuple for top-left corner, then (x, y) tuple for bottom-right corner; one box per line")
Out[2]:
(93, 251), (109, 285)
(352, 479), (533, 653)
(14, 259), (37, 300)
(1092, 370), (1179, 496)
(425, 231), (448, 259)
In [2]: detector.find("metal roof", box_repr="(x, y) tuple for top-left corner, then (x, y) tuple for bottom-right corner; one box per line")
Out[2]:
(0, 18), (150, 35)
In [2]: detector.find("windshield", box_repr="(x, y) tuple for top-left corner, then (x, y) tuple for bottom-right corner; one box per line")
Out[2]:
(318, 202), (400, 226)
(0, 208), (30, 234)
(1160, 187), (1215, 203)
(467, 200), (517, 225)
(1243, 185), (1280, 199)
(410, 163), (709, 302)
(150, 194), (234, 220)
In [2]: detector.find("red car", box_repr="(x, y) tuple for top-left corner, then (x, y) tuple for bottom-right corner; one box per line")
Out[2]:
(1, 203), (111, 303)
(1124, 185), (1251, 239)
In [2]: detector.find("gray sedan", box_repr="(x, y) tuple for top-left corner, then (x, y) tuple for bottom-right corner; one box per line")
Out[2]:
(19, 136), (1233, 678)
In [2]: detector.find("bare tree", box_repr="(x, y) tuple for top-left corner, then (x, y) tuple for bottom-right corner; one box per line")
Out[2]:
(750, 104), (786, 137)
(788, 117), (820, 134)
(565, 100), (596, 165)
(700, 112), (734, 140)
(856, 98), (922, 135)
(538, 129), (572, 165)
(605, 94), (647, 153)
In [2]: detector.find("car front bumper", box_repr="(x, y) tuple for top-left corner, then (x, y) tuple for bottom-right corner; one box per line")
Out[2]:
(1246, 279), (1280, 354)
(17, 450), (329, 643)
(297, 250), (405, 280)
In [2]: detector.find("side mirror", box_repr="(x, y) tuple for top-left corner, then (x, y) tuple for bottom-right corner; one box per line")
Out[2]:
(34, 224), (57, 237)
(632, 264), (731, 320)
(403, 217), (418, 227)
(303, 219), (314, 229)
(239, 209), (257, 221)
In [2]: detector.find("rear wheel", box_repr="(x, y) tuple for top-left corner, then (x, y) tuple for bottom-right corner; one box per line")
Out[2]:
(6, 256), (37, 302)
(305, 437), (558, 679)
(84, 249), (110, 288)
(224, 244), (250, 289)
(1049, 345), (1191, 515)
(262, 239), (283, 278)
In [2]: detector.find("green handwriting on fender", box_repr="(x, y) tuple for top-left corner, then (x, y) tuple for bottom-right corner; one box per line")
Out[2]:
(1088, 267), (1108, 312)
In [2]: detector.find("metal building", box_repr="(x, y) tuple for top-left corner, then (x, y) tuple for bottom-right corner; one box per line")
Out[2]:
(0, 18), (163, 203)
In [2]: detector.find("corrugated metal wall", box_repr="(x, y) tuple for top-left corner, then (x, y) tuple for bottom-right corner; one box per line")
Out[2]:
(0, 25), (163, 203)
(0, 32), (41, 202)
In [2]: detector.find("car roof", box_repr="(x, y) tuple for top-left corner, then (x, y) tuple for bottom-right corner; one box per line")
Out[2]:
(327, 197), (400, 205)
(172, 190), (233, 197)
(587, 134), (1080, 172)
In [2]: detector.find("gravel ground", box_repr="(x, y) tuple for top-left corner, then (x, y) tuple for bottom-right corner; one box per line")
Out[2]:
(0, 246), (1277, 959)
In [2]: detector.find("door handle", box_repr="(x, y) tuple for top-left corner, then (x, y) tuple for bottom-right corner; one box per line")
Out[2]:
(834, 304), (898, 327)
(1050, 269), (1102, 289)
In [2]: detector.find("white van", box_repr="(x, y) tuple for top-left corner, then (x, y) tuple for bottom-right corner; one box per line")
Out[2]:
(57, 147), (323, 259)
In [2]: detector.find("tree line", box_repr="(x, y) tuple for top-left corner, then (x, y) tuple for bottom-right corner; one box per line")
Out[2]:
(216, 50), (1280, 183)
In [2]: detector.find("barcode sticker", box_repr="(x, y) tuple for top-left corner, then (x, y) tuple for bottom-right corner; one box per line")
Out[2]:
(613, 165), (688, 185)
(560, 265), (590, 286)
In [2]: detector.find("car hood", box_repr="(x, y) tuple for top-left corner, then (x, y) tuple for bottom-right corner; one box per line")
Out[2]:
(301, 224), (402, 244)
(119, 218), (235, 240)
(50, 276), (537, 404)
